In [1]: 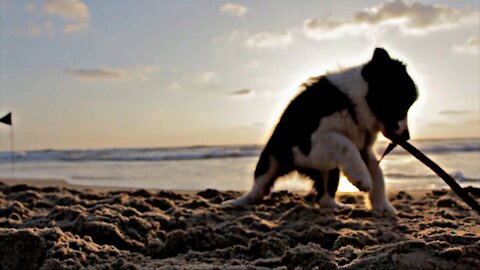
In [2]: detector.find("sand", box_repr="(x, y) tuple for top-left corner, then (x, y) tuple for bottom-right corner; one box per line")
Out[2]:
(0, 179), (479, 269)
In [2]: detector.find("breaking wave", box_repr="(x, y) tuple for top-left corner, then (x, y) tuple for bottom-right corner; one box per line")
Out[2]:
(1, 138), (478, 163)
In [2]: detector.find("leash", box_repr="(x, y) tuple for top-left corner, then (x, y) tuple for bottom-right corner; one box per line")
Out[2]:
(380, 133), (480, 214)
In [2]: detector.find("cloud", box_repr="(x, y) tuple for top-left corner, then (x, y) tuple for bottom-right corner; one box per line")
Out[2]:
(191, 71), (220, 85)
(65, 68), (128, 80)
(168, 71), (220, 89)
(44, 0), (90, 34)
(304, 0), (479, 40)
(454, 36), (480, 55)
(228, 88), (253, 96)
(220, 3), (248, 17)
(303, 19), (360, 40)
(65, 65), (161, 82)
(12, 0), (91, 36)
(221, 29), (293, 49)
(44, 0), (90, 21)
(63, 21), (88, 33)
(246, 30), (292, 48)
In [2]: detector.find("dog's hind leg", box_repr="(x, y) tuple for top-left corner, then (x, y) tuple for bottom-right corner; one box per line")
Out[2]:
(224, 151), (285, 206)
(305, 168), (346, 208)
(326, 168), (340, 199)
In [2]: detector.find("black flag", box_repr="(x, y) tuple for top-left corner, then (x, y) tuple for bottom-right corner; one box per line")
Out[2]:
(0, 112), (12, 126)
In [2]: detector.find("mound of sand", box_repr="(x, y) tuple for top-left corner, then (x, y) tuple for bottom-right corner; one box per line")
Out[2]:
(0, 182), (479, 269)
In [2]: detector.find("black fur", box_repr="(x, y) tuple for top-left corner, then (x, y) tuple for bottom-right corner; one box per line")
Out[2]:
(362, 48), (418, 134)
(327, 169), (340, 197)
(254, 77), (355, 194)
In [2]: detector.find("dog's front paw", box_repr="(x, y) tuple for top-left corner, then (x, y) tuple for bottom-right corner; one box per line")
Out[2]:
(371, 200), (397, 216)
(356, 179), (372, 192)
(344, 169), (372, 193)
(349, 176), (372, 192)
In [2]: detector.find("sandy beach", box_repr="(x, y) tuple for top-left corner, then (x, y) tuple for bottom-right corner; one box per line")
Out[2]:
(0, 179), (479, 269)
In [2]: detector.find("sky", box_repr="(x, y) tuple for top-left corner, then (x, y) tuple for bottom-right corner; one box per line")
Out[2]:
(0, 0), (479, 151)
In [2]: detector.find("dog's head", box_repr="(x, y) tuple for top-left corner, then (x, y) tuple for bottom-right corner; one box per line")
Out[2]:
(362, 48), (418, 140)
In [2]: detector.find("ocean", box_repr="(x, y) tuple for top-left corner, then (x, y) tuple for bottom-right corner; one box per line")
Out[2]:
(0, 138), (479, 192)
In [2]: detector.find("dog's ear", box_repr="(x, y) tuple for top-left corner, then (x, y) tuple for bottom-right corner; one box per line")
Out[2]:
(362, 48), (391, 81)
(371, 48), (391, 63)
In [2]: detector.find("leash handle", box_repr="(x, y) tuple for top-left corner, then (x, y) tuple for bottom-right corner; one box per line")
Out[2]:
(385, 133), (480, 214)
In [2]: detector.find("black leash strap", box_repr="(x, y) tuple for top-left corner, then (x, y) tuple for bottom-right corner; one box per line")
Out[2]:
(382, 133), (480, 214)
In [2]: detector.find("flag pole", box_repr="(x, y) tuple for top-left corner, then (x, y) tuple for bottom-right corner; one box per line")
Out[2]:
(0, 112), (14, 170)
(10, 123), (14, 170)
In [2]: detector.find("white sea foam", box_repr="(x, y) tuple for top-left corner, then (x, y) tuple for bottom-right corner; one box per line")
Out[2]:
(1, 139), (479, 162)
(1, 138), (479, 191)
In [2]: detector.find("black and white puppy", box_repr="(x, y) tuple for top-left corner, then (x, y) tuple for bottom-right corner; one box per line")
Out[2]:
(228, 48), (418, 214)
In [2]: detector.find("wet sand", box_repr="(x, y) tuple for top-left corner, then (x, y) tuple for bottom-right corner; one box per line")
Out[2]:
(0, 179), (479, 269)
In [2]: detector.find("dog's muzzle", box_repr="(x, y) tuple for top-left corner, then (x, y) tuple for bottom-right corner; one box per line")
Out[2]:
(399, 128), (410, 140)
(382, 118), (410, 140)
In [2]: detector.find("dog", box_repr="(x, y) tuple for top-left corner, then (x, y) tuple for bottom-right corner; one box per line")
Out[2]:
(227, 48), (418, 214)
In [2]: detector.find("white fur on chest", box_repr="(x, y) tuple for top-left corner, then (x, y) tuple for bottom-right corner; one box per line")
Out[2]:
(311, 109), (368, 149)
(311, 65), (380, 150)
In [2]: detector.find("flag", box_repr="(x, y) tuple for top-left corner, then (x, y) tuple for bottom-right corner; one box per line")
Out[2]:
(0, 112), (12, 126)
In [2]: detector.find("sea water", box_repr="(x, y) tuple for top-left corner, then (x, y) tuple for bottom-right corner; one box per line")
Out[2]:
(0, 138), (479, 192)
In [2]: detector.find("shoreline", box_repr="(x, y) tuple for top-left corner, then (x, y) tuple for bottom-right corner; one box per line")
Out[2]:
(0, 177), (137, 193)
(0, 177), (205, 194)
(0, 176), (469, 197)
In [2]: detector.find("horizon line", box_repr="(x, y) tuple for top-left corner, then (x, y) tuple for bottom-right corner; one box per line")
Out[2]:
(0, 136), (479, 153)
